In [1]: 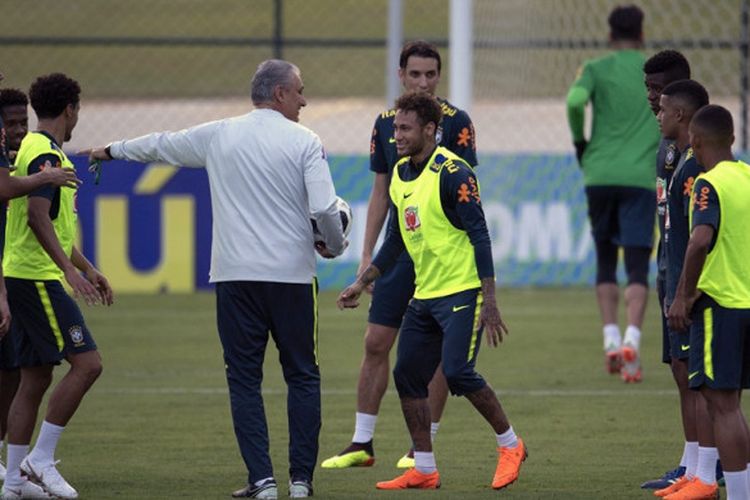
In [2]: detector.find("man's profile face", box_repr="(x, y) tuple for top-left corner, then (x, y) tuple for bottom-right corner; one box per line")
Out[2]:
(64, 101), (80, 143)
(399, 56), (440, 95)
(393, 109), (426, 158)
(657, 95), (680, 141)
(645, 72), (669, 115)
(279, 72), (307, 122)
(0, 104), (28, 151)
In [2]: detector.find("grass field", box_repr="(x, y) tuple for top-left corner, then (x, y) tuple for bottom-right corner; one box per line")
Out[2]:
(39, 288), (745, 499)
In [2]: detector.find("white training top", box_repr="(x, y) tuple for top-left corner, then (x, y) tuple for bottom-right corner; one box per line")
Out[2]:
(109, 108), (345, 284)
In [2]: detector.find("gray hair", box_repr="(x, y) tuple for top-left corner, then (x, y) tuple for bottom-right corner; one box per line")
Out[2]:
(250, 59), (300, 105)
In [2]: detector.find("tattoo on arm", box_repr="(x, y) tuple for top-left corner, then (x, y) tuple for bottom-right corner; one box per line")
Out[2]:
(357, 265), (381, 287)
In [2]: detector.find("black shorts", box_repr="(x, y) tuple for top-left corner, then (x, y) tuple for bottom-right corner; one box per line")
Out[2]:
(659, 278), (689, 364)
(0, 325), (20, 371)
(368, 255), (415, 329)
(5, 278), (97, 367)
(688, 294), (750, 390)
(585, 186), (656, 248)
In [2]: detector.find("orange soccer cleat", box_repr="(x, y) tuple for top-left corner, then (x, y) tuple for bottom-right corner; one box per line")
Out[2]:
(654, 475), (691, 497)
(663, 478), (719, 500)
(375, 468), (441, 490)
(492, 437), (528, 490)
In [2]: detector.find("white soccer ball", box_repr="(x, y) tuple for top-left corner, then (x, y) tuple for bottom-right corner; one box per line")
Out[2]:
(312, 196), (353, 241)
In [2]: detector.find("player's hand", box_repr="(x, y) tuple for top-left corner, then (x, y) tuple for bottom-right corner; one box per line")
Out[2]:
(667, 291), (700, 332)
(78, 146), (112, 162)
(64, 268), (102, 306)
(478, 302), (508, 348)
(357, 255), (375, 294)
(574, 140), (587, 166)
(337, 282), (364, 310)
(84, 267), (114, 306)
(40, 165), (81, 189)
(315, 241), (336, 259)
(0, 294), (10, 338)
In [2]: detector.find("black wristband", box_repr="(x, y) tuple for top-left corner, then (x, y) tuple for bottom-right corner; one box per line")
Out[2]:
(104, 145), (112, 159)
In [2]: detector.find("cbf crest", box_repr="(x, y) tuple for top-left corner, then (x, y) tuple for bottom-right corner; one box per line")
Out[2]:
(404, 206), (421, 231)
(69, 325), (85, 347)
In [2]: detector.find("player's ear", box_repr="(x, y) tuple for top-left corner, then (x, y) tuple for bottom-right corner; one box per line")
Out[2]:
(273, 84), (286, 103)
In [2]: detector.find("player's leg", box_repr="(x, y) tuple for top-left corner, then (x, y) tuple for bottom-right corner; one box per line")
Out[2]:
(0, 331), (21, 481)
(435, 289), (526, 490)
(215, 282), (277, 500)
(426, 363), (448, 439)
(376, 300), (442, 490)
(268, 280), (320, 498)
(586, 186), (623, 373)
(322, 258), (414, 469)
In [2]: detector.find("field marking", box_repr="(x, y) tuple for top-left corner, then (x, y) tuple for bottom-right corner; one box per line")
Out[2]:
(98, 387), (677, 397)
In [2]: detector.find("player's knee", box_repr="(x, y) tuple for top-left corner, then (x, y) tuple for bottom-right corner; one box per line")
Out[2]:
(442, 365), (480, 396)
(595, 240), (618, 284)
(624, 246), (650, 286)
(72, 352), (103, 385)
(363, 325), (397, 359)
(393, 361), (429, 399)
(669, 358), (689, 391)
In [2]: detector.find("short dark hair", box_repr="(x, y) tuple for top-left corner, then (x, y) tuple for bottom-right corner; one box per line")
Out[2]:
(608, 4), (644, 41)
(661, 79), (709, 115)
(399, 40), (441, 73)
(644, 50), (691, 81)
(0, 88), (28, 114)
(690, 104), (734, 147)
(395, 92), (442, 129)
(28, 73), (81, 119)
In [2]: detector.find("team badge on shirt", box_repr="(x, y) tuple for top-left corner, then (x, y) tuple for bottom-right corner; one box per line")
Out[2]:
(69, 325), (85, 347)
(404, 206), (421, 231)
(435, 126), (443, 144)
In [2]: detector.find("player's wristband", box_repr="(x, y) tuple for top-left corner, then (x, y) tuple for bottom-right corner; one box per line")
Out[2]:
(104, 145), (112, 160)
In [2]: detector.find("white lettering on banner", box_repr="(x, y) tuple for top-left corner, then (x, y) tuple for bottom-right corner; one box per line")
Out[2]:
(339, 202), (592, 264)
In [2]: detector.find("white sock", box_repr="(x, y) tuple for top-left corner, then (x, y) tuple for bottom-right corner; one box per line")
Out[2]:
(28, 421), (64, 466)
(684, 441), (699, 479)
(696, 446), (719, 485)
(352, 412), (377, 444)
(4, 444), (29, 488)
(623, 325), (641, 351)
(679, 441), (690, 467)
(413, 451), (436, 474)
(496, 426), (518, 449)
(603, 324), (621, 350)
(745, 465), (750, 496)
(430, 422), (440, 443)
(723, 469), (748, 500)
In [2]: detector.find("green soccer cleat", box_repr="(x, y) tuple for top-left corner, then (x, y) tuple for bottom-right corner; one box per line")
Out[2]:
(395, 449), (415, 469)
(321, 442), (375, 468)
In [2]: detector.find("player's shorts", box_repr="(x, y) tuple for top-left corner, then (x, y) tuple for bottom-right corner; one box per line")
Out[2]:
(585, 185), (656, 248)
(393, 288), (486, 398)
(658, 278), (690, 364)
(688, 293), (750, 390)
(368, 255), (415, 329)
(0, 324), (20, 371)
(5, 278), (97, 367)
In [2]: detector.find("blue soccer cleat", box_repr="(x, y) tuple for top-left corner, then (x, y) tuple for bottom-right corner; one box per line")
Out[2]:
(640, 465), (686, 489)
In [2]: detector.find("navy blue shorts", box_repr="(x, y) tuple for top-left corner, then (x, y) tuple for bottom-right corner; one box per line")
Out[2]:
(393, 288), (486, 398)
(658, 278), (689, 364)
(368, 255), (415, 328)
(5, 278), (97, 367)
(688, 294), (750, 390)
(0, 325), (20, 370)
(585, 186), (656, 248)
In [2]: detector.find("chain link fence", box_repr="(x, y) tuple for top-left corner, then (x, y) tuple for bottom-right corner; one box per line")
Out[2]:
(2, 0), (747, 155)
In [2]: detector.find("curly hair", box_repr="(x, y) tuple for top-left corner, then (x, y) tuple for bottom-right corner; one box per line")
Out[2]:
(644, 50), (691, 80)
(28, 73), (81, 119)
(395, 91), (442, 129)
(0, 88), (28, 113)
(399, 40), (441, 73)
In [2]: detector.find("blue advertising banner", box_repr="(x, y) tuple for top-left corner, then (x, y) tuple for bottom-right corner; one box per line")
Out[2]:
(71, 154), (602, 292)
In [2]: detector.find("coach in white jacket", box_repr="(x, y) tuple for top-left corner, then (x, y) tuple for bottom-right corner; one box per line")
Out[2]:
(84, 59), (346, 499)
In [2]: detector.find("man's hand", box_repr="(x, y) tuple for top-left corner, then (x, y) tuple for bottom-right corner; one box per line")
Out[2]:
(337, 281), (365, 309)
(574, 140), (587, 165)
(40, 166), (81, 189)
(356, 255), (375, 294)
(315, 240), (348, 259)
(84, 267), (114, 306)
(0, 294), (10, 338)
(667, 291), (700, 332)
(478, 301), (509, 348)
(64, 268), (103, 306)
(78, 146), (112, 163)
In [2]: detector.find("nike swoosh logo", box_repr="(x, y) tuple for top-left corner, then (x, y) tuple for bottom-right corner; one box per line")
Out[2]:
(681, 344), (690, 351)
(403, 192), (413, 199)
(688, 371), (700, 380)
(389, 137), (396, 143)
(452, 305), (470, 312)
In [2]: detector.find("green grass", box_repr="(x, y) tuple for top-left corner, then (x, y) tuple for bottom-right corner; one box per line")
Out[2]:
(38, 288), (744, 498)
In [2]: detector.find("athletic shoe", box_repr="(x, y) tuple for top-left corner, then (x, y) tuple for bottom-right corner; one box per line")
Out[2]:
(620, 343), (642, 383)
(321, 441), (374, 468)
(288, 479), (313, 498)
(396, 448), (415, 469)
(641, 466), (686, 489)
(663, 478), (719, 499)
(375, 468), (440, 490)
(232, 479), (278, 499)
(1, 478), (52, 499)
(605, 344), (622, 374)
(655, 476), (691, 497)
(492, 438), (527, 489)
(19, 457), (77, 499)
